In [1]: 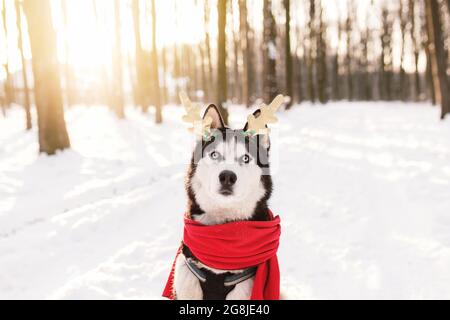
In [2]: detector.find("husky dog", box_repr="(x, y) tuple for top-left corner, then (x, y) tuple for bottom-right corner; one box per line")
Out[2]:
(173, 105), (273, 300)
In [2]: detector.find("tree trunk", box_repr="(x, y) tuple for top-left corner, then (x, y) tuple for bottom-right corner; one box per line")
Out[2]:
(2, 0), (14, 106)
(346, 1), (353, 101)
(230, 3), (241, 104)
(161, 46), (168, 105)
(263, 0), (278, 103)
(204, 0), (213, 102)
(132, 0), (147, 110)
(425, 46), (436, 105)
(182, 45), (191, 94)
(191, 46), (199, 95)
(426, 0), (450, 119)
(294, 21), (303, 104)
(239, 0), (250, 107)
(15, 0), (32, 130)
(333, 15), (342, 101)
(307, 0), (316, 102)
(398, 0), (407, 100)
(217, 0), (229, 123)
(151, 0), (162, 123)
(361, 1), (372, 102)
(199, 44), (207, 102)
(422, 0), (436, 105)
(247, 27), (256, 104)
(317, 2), (328, 104)
(112, 0), (124, 118)
(380, 6), (393, 101)
(363, 26), (372, 101)
(284, 0), (293, 108)
(409, 0), (420, 101)
(23, 0), (70, 155)
(126, 48), (137, 108)
(61, 0), (77, 106)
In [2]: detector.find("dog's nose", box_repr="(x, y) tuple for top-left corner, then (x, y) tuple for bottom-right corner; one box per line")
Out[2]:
(219, 170), (237, 187)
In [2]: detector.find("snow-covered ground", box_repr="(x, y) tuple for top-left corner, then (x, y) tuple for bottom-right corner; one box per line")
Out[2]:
(1, 102), (450, 299)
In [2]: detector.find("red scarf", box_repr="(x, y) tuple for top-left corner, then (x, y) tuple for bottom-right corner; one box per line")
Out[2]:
(163, 211), (281, 300)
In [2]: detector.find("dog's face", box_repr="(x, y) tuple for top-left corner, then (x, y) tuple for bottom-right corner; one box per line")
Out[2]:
(187, 105), (272, 224)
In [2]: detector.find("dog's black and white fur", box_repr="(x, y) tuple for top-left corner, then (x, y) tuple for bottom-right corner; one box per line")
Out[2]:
(173, 105), (273, 300)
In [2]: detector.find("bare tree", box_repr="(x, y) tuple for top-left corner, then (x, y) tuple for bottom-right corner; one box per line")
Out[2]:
(161, 46), (168, 105)
(284, 0), (293, 107)
(199, 43), (207, 102)
(61, 0), (77, 106)
(307, 0), (316, 102)
(294, 19), (304, 104)
(132, 0), (148, 111)
(425, 0), (450, 119)
(409, 0), (421, 101)
(398, 0), (407, 100)
(317, 0), (328, 103)
(23, 0), (70, 154)
(239, 0), (251, 107)
(2, 0), (14, 107)
(360, 2), (372, 101)
(380, 5), (394, 100)
(217, 0), (229, 123)
(151, 0), (162, 123)
(230, 1), (241, 103)
(15, 0), (31, 129)
(263, 0), (278, 102)
(112, 0), (124, 118)
(203, 0), (213, 102)
(421, 0), (436, 104)
(345, 0), (354, 101)
(331, 7), (342, 101)
(172, 3), (181, 96)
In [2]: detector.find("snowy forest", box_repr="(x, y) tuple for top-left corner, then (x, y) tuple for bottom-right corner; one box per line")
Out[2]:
(1, 0), (450, 300)
(0, 0), (449, 153)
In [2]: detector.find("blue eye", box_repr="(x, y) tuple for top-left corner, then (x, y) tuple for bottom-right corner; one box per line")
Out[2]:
(210, 151), (221, 160)
(240, 154), (252, 164)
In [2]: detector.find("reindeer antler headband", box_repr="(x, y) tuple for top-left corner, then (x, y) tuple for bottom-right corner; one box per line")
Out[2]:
(180, 91), (213, 139)
(180, 92), (284, 139)
(245, 94), (284, 136)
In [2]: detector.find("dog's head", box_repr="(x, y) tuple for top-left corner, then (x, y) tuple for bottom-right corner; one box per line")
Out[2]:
(187, 105), (272, 224)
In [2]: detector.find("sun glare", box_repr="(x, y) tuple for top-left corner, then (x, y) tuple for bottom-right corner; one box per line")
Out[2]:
(48, 0), (206, 71)
(52, 0), (111, 69)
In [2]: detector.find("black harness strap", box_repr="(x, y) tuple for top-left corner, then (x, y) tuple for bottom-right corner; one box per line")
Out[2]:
(182, 244), (257, 300)
(185, 257), (257, 286)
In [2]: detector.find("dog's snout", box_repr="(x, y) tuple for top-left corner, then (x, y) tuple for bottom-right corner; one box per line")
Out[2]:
(219, 170), (237, 187)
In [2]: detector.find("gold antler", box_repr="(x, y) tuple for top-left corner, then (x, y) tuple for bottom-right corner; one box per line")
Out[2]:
(180, 91), (212, 137)
(246, 94), (284, 136)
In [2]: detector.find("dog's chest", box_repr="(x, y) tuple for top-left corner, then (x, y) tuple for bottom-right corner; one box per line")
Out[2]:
(173, 253), (254, 300)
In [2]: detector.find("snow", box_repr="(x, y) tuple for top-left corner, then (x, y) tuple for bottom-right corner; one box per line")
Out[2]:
(1, 102), (450, 299)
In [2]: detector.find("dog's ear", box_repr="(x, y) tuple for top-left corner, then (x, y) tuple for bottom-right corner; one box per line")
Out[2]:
(243, 109), (270, 149)
(243, 109), (262, 132)
(203, 104), (225, 129)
